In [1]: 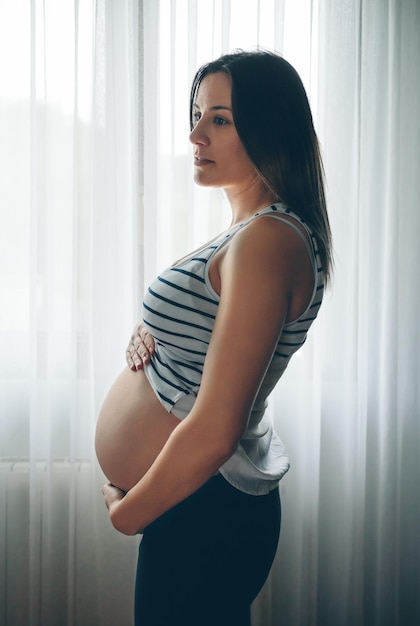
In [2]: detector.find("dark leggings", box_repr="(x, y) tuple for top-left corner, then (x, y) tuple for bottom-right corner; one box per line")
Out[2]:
(134, 474), (281, 626)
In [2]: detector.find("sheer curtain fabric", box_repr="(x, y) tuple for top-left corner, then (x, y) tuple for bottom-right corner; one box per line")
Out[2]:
(0, 1), (140, 624)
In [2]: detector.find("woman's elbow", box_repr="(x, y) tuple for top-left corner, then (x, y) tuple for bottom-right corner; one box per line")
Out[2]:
(109, 503), (142, 536)
(209, 431), (241, 467)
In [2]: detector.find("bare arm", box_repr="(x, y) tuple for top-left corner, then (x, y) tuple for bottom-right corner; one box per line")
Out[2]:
(105, 218), (309, 535)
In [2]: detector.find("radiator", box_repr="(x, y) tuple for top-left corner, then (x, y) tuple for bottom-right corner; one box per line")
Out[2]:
(0, 458), (137, 626)
(0, 458), (107, 626)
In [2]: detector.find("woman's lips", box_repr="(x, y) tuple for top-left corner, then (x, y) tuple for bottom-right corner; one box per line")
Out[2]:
(194, 156), (214, 166)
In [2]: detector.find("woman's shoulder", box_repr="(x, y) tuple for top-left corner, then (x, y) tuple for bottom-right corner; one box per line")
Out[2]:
(230, 205), (312, 263)
(218, 204), (317, 321)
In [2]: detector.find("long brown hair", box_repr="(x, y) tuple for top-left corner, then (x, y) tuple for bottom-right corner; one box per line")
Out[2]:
(190, 50), (333, 284)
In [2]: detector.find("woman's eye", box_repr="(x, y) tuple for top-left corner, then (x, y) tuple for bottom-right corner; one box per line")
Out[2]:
(192, 113), (228, 127)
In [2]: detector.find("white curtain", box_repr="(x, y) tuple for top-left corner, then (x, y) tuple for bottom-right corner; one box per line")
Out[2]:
(1, 1), (420, 625)
(0, 1), (140, 624)
(264, 2), (420, 623)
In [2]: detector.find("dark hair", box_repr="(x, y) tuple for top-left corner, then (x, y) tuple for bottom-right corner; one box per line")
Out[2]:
(190, 50), (333, 284)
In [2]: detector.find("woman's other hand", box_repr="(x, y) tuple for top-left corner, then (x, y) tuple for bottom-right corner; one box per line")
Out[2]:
(126, 322), (155, 371)
(102, 482), (126, 511)
(102, 483), (141, 535)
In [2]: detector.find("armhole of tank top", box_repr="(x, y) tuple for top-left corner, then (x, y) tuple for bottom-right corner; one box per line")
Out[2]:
(202, 225), (245, 300)
(203, 237), (226, 301)
(260, 213), (322, 326)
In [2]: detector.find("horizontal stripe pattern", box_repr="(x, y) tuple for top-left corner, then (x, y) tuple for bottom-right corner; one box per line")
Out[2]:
(142, 204), (324, 411)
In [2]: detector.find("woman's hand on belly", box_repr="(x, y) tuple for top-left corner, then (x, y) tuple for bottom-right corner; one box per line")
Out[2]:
(126, 322), (155, 371)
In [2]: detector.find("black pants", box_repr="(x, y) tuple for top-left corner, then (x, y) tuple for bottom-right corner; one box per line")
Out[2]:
(134, 474), (281, 626)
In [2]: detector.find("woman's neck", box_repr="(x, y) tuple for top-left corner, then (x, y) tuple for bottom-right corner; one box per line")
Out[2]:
(224, 178), (277, 226)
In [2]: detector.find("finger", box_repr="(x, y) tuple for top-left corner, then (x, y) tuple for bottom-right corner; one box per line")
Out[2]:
(127, 341), (151, 370)
(141, 345), (152, 364)
(125, 348), (137, 370)
(102, 482), (112, 496)
(145, 337), (155, 355)
(126, 347), (143, 371)
(138, 328), (155, 355)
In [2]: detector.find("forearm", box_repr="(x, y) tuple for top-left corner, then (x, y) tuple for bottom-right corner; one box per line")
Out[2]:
(109, 414), (236, 535)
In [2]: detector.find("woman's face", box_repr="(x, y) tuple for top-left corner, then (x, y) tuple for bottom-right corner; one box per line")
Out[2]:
(189, 72), (257, 192)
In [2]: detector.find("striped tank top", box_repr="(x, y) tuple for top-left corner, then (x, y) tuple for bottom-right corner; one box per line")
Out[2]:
(142, 203), (324, 494)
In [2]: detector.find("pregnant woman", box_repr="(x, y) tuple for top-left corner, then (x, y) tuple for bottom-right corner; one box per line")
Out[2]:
(95, 50), (332, 626)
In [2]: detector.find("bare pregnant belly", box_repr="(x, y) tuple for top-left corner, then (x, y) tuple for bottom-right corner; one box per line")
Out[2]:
(95, 367), (181, 491)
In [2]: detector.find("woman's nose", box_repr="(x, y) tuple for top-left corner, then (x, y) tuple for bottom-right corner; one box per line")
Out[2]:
(189, 120), (209, 145)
